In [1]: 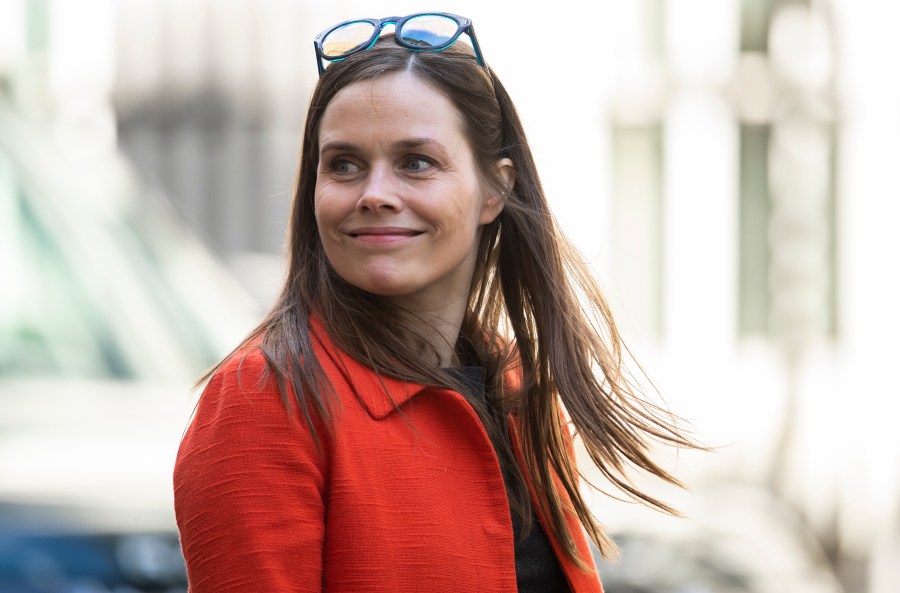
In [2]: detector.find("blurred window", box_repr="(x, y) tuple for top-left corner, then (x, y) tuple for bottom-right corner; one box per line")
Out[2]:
(738, 123), (771, 335)
(612, 123), (664, 338)
(737, 1), (839, 342)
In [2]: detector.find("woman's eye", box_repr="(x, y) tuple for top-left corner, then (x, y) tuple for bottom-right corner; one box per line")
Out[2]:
(403, 156), (434, 172)
(330, 159), (360, 175)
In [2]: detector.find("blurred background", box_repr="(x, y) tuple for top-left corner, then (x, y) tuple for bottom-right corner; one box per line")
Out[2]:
(0, 0), (896, 591)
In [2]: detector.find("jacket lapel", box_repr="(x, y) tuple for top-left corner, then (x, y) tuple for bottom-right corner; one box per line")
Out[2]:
(309, 314), (601, 590)
(508, 416), (603, 592)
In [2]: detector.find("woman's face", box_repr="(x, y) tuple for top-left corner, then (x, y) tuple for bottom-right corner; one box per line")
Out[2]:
(314, 71), (509, 316)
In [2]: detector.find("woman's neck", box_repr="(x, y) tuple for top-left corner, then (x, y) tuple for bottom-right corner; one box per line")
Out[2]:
(387, 297), (467, 368)
(417, 310), (464, 367)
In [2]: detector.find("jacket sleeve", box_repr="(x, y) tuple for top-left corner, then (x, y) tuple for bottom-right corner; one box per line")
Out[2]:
(173, 349), (329, 592)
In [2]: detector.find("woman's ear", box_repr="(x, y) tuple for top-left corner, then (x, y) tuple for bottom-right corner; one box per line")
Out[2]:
(479, 158), (515, 225)
(496, 157), (515, 193)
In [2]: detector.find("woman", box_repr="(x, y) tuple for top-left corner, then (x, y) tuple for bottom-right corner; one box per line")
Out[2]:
(174, 12), (696, 593)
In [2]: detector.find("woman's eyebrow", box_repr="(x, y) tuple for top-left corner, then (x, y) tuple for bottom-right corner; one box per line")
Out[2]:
(319, 141), (358, 154)
(394, 138), (450, 153)
(319, 138), (451, 154)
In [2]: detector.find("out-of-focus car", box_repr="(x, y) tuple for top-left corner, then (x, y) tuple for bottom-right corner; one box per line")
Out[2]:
(0, 94), (260, 591)
(591, 483), (845, 593)
(0, 502), (186, 592)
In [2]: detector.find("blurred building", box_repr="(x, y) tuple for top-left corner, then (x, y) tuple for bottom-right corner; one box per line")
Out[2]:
(2, 1), (899, 592)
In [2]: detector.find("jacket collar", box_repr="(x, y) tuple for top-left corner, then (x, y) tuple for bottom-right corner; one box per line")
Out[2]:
(309, 314), (431, 419)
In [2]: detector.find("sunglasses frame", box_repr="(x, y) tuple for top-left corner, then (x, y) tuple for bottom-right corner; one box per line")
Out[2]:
(313, 12), (486, 76)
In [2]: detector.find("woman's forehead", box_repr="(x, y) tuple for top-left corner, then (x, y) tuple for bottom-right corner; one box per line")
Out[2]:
(318, 72), (466, 147)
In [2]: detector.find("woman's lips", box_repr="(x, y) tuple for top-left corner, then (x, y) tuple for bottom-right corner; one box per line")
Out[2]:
(347, 227), (424, 244)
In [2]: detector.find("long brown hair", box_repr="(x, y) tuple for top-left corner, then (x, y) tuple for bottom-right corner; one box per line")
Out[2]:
(206, 37), (698, 564)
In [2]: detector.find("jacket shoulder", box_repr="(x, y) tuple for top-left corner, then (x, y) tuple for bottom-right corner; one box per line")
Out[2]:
(175, 345), (331, 592)
(195, 347), (284, 416)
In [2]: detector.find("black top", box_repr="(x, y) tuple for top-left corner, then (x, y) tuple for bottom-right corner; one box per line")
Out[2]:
(452, 367), (572, 593)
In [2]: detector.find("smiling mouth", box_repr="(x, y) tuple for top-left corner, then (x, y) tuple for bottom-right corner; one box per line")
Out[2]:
(347, 228), (424, 243)
(348, 228), (423, 238)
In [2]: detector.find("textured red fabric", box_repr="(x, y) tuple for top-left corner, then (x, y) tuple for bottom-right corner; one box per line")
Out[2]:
(174, 318), (603, 592)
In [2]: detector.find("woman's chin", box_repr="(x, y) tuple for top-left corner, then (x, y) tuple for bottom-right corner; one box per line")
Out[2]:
(352, 278), (415, 300)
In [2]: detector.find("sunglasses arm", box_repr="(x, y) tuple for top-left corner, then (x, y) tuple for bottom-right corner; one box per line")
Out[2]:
(314, 40), (326, 76)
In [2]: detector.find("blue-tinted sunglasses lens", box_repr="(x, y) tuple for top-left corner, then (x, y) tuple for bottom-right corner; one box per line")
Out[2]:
(322, 21), (377, 57)
(398, 15), (460, 49)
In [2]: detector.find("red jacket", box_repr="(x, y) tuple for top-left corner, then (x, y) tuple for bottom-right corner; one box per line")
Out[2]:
(174, 317), (604, 592)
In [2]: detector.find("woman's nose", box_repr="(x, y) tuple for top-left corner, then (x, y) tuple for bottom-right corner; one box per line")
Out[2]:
(356, 166), (403, 212)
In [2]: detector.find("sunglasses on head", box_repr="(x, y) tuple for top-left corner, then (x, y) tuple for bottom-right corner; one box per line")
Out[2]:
(313, 12), (486, 76)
